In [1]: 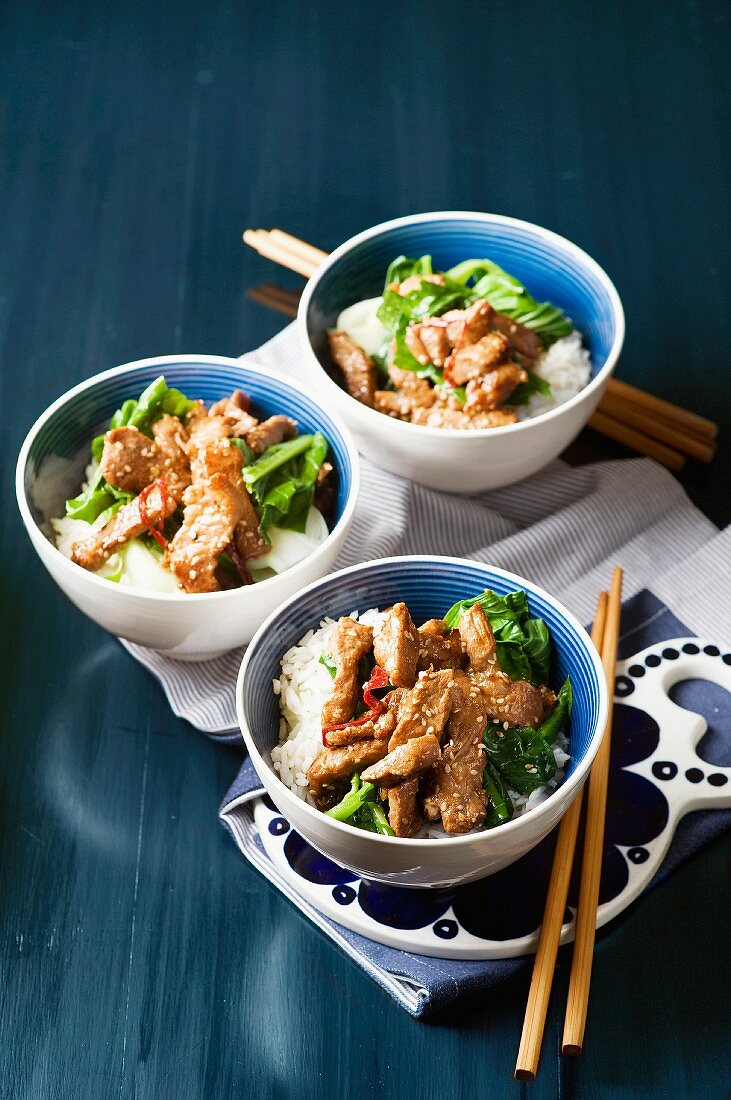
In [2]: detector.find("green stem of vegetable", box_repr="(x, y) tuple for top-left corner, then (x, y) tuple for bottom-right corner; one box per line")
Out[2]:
(326, 780), (376, 822)
(242, 434), (315, 486)
(369, 802), (395, 836)
(482, 761), (514, 828)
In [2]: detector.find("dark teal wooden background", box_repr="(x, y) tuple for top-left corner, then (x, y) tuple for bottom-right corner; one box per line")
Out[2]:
(1, 2), (729, 1098)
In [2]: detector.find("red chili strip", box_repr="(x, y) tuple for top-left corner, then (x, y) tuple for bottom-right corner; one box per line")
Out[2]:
(138, 478), (169, 549)
(362, 665), (389, 710)
(321, 666), (390, 741)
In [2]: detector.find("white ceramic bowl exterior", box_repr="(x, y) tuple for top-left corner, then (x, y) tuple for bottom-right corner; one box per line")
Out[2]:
(16, 355), (360, 660)
(237, 556), (608, 888)
(298, 211), (625, 494)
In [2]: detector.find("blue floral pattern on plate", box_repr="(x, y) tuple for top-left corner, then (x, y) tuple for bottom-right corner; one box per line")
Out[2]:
(255, 639), (731, 959)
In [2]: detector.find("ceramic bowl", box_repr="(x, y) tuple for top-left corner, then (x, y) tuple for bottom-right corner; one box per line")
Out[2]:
(237, 556), (608, 887)
(16, 354), (360, 660)
(298, 211), (625, 493)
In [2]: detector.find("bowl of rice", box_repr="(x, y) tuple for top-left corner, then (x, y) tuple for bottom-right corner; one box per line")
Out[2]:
(237, 556), (607, 887)
(16, 355), (360, 660)
(298, 211), (625, 494)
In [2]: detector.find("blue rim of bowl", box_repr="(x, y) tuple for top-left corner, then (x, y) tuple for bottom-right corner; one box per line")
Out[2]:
(15, 353), (361, 603)
(236, 554), (609, 847)
(297, 210), (626, 438)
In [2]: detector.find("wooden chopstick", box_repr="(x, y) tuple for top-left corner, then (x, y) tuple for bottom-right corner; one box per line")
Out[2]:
(242, 228), (719, 461)
(562, 566), (623, 1056)
(268, 229), (328, 266)
(243, 229), (319, 278)
(246, 283), (299, 319)
(587, 410), (686, 472)
(599, 391), (717, 463)
(515, 591), (609, 1081)
(606, 377), (717, 440)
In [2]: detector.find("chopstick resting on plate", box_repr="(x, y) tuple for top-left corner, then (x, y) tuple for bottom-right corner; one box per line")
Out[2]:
(514, 566), (622, 1080)
(243, 228), (719, 470)
(562, 566), (623, 1056)
(514, 590), (609, 1081)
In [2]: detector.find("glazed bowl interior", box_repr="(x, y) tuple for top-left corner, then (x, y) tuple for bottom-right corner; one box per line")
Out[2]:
(20, 356), (354, 564)
(240, 557), (604, 826)
(303, 211), (621, 400)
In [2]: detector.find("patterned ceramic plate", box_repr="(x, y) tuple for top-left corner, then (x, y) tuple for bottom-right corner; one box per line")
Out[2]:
(254, 638), (731, 959)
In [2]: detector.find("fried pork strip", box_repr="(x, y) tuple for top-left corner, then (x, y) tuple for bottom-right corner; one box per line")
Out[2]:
(320, 618), (375, 729)
(71, 481), (175, 571)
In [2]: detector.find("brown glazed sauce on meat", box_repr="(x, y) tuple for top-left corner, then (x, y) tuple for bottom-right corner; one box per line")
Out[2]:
(307, 601), (558, 837)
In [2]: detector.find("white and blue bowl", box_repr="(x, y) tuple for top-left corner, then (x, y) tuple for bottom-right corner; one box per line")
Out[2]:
(16, 354), (360, 660)
(237, 556), (607, 887)
(298, 211), (625, 494)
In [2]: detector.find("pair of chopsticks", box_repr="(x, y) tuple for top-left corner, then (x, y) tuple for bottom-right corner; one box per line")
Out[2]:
(514, 567), (622, 1079)
(243, 228), (719, 471)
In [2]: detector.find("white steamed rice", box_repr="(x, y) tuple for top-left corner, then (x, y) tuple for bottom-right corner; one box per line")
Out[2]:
(272, 610), (571, 836)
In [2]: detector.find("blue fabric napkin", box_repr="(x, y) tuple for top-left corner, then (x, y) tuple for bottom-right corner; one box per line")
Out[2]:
(219, 589), (731, 1017)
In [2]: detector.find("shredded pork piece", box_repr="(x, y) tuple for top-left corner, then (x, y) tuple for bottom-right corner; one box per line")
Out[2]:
(387, 361), (436, 408)
(388, 669), (457, 749)
(373, 602), (420, 688)
(386, 778), (422, 838)
(417, 620), (467, 671)
(447, 332), (510, 386)
(493, 313), (544, 363)
(307, 739), (388, 804)
(464, 364), (528, 412)
(423, 676), (487, 834)
(321, 618), (375, 728)
(71, 481), (175, 571)
(329, 331), (377, 407)
(209, 390), (258, 437)
(374, 391), (413, 420)
(361, 733), (440, 787)
(322, 691), (402, 748)
(458, 605), (499, 671)
(99, 426), (159, 495)
(165, 474), (245, 593)
(151, 415), (191, 501)
(246, 415), (297, 456)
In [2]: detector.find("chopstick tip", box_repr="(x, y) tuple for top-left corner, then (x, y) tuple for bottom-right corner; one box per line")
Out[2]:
(562, 1043), (583, 1058)
(514, 1068), (536, 1081)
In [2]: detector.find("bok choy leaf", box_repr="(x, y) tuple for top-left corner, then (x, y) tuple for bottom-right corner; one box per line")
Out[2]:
(242, 431), (328, 535)
(443, 588), (551, 685)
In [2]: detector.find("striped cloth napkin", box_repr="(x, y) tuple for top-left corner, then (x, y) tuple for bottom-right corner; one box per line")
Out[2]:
(120, 324), (730, 1015)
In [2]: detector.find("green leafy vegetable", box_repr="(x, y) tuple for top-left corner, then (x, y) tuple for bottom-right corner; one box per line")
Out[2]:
(443, 588), (551, 685)
(368, 802), (395, 836)
(534, 677), (573, 746)
(65, 475), (134, 524)
(446, 258), (573, 345)
(326, 774), (395, 835)
(481, 675), (572, 804)
(383, 253), (433, 288)
(326, 775), (377, 822)
(509, 369), (552, 407)
(231, 437), (255, 464)
(483, 761), (515, 828)
(319, 653), (337, 679)
(242, 432), (328, 535)
(123, 375), (198, 436)
(483, 719), (558, 795)
(377, 280), (467, 334)
(66, 375), (197, 523)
